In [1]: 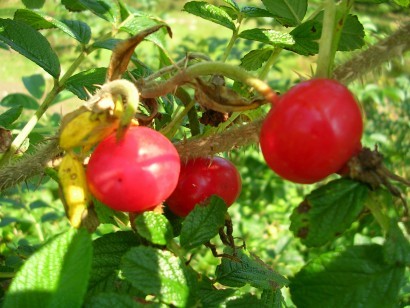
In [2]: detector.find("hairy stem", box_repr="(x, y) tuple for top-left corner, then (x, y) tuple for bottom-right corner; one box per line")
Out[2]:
(333, 21), (410, 84)
(175, 119), (263, 161)
(0, 139), (60, 192)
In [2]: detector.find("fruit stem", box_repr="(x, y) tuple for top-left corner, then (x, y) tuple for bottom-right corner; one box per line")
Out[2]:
(141, 62), (278, 104)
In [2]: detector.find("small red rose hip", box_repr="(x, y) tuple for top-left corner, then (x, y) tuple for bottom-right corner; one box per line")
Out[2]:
(166, 157), (242, 217)
(260, 78), (363, 184)
(86, 126), (180, 212)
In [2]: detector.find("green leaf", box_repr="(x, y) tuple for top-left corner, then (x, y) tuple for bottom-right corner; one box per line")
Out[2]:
(65, 67), (107, 100)
(121, 246), (197, 307)
(287, 19), (322, 55)
(241, 6), (274, 18)
(3, 229), (92, 308)
(61, 0), (86, 12)
(261, 0), (307, 26)
(383, 221), (410, 266)
(261, 289), (284, 307)
(22, 74), (45, 99)
(91, 38), (122, 51)
(1, 93), (39, 109)
(93, 198), (129, 227)
(239, 28), (294, 46)
(14, 10), (91, 44)
(338, 14), (365, 51)
(0, 106), (23, 127)
(183, 1), (236, 30)
(22, 0), (45, 9)
(290, 245), (405, 308)
(240, 48), (274, 71)
(198, 277), (236, 307)
(393, 0), (409, 6)
(61, 19), (92, 44)
(0, 18), (60, 77)
(88, 231), (140, 296)
(223, 0), (240, 11)
(216, 248), (289, 289)
(290, 178), (369, 247)
(180, 196), (227, 250)
(86, 292), (159, 308)
(220, 5), (239, 20)
(134, 212), (174, 245)
(119, 16), (170, 50)
(79, 0), (120, 23)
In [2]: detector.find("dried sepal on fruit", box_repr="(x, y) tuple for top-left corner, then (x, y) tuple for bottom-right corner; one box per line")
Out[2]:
(345, 146), (410, 218)
(58, 152), (90, 228)
(59, 106), (120, 151)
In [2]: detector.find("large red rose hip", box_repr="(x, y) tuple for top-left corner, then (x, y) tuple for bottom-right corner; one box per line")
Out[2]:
(166, 157), (242, 217)
(260, 78), (363, 184)
(86, 126), (180, 212)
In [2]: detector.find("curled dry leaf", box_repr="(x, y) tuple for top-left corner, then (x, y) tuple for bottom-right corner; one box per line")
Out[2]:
(194, 78), (266, 113)
(346, 147), (410, 217)
(107, 24), (173, 81)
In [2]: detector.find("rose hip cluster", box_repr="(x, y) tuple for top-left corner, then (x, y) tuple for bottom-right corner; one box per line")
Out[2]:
(86, 126), (242, 216)
(86, 78), (363, 216)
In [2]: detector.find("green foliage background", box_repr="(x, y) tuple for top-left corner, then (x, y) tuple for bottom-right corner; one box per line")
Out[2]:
(0, 0), (409, 307)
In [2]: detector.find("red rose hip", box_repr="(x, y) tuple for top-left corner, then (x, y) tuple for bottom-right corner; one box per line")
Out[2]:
(260, 78), (363, 184)
(86, 126), (180, 212)
(166, 156), (242, 217)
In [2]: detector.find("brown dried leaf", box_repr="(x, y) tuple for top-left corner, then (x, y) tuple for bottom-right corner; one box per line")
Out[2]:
(107, 24), (172, 81)
(194, 78), (266, 113)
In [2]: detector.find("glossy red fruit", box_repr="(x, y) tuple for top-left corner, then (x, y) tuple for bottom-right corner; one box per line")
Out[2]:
(86, 126), (180, 212)
(166, 157), (242, 217)
(260, 78), (363, 184)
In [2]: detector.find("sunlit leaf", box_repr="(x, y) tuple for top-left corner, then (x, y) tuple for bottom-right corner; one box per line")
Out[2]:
(183, 1), (236, 30)
(0, 18), (60, 77)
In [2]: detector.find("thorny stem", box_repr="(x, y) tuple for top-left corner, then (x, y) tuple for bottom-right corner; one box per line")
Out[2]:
(333, 21), (410, 84)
